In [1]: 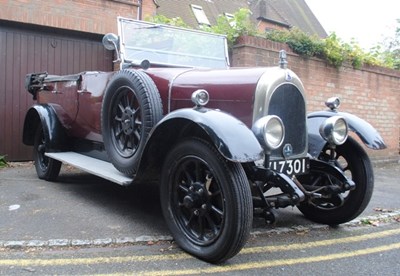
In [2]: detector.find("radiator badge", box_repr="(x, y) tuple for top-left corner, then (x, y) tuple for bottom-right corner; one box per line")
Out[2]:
(285, 71), (292, 81)
(283, 143), (293, 158)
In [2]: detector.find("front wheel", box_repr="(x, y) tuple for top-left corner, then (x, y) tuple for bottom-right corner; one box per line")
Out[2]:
(297, 137), (374, 225)
(160, 139), (253, 263)
(33, 124), (61, 181)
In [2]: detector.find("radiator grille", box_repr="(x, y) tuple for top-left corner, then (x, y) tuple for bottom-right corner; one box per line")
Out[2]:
(268, 83), (307, 158)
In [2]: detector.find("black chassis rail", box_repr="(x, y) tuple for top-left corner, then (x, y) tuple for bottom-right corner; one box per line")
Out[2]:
(246, 163), (305, 208)
(246, 157), (355, 223)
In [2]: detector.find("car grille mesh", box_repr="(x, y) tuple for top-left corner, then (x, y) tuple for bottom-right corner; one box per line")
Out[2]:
(268, 83), (307, 158)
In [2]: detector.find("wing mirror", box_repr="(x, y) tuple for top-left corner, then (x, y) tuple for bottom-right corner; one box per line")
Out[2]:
(102, 33), (121, 63)
(102, 33), (119, 50)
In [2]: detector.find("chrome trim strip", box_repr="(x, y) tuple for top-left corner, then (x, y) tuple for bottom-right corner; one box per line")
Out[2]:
(167, 68), (196, 113)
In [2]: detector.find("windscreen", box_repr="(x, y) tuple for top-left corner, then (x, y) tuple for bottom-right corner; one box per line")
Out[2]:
(118, 18), (229, 69)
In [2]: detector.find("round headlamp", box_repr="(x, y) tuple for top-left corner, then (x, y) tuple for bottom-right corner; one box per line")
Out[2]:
(319, 116), (348, 145)
(252, 115), (285, 151)
(191, 89), (209, 107)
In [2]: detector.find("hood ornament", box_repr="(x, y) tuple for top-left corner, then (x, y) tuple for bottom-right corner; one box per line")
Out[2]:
(279, 50), (288, 69)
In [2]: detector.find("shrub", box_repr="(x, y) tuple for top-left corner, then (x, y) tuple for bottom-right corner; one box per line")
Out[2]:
(146, 14), (190, 28)
(147, 9), (395, 70)
(266, 27), (324, 58)
(206, 8), (257, 47)
(265, 30), (384, 69)
(0, 155), (7, 168)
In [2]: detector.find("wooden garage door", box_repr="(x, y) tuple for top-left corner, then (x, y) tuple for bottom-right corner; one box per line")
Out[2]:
(0, 21), (113, 161)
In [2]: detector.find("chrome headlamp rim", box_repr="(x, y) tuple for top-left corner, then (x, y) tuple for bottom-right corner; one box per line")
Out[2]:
(191, 89), (210, 107)
(252, 115), (285, 152)
(319, 116), (349, 145)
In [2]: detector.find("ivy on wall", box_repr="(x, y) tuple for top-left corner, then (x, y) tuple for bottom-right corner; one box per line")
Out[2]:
(265, 29), (383, 69)
(147, 9), (397, 70)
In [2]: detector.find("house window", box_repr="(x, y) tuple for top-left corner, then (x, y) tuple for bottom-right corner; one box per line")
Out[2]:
(224, 13), (235, 27)
(191, 4), (210, 26)
(224, 13), (234, 20)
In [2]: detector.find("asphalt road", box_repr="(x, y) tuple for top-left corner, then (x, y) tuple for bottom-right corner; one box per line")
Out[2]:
(1, 222), (399, 275)
(0, 161), (399, 245)
(0, 161), (399, 275)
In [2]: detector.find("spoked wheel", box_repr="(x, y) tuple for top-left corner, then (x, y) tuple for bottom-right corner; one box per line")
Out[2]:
(33, 124), (61, 181)
(160, 139), (252, 263)
(102, 70), (162, 175)
(297, 137), (374, 225)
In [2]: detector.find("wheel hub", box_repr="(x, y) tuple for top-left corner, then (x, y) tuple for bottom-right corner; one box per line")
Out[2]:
(183, 183), (209, 214)
(121, 108), (135, 135)
(183, 195), (196, 209)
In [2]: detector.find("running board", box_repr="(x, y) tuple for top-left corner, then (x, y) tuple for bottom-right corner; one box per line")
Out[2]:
(45, 152), (133, 186)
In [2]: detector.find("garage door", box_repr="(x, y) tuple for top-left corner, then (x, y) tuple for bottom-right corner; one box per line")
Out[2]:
(0, 21), (113, 161)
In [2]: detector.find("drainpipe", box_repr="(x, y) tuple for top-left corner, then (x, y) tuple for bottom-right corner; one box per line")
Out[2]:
(137, 0), (143, 20)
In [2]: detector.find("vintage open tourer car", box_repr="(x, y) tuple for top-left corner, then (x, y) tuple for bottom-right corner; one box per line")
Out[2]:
(23, 17), (386, 263)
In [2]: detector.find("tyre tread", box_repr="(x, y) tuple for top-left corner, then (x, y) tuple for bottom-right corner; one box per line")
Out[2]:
(160, 138), (252, 263)
(101, 69), (163, 175)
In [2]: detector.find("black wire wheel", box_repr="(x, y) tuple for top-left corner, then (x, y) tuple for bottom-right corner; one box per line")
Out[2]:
(160, 138), (253, 263)
(33, 124), (61, 181)
(101, 70), (162, 175)
(297, 137), (374, 225)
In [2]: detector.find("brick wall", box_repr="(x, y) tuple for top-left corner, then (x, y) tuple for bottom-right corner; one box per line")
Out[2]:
(0, 0), (157, 34)
(257, 20), (290, 33)
(233, 36), (400, 163)
(141, 0), (157, 19)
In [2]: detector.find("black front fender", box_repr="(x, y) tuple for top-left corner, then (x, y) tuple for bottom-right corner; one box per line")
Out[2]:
(134, 108), (264, 182)
(151, 108), (263, 162)
(307, 110), (386, 157)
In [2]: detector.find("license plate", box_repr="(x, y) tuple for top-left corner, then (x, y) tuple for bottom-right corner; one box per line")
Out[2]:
(269, 158), (309, 175)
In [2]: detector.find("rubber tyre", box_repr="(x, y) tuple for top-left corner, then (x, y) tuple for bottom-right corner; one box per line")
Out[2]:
(33, 124), (62, 181)
(297, 137), (374, 225)
(101, 70), (163, 175)
(160, 139), (253, 263)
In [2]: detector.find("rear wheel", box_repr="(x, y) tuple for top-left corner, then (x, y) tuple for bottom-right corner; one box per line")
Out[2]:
(33, 125), (61, 181)
(160, 139), (252, 263)
(298, 137), (374, 225)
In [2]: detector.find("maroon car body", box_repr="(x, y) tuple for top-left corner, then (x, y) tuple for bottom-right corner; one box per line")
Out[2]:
(34, 67), (266, 141)
(23, 18), (385, 263)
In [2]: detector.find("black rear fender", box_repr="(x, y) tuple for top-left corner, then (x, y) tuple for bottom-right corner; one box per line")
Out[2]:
(23, 105), (68, 151)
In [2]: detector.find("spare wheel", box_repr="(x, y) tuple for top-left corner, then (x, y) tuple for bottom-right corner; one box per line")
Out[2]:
(101, 69), (163, 175)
